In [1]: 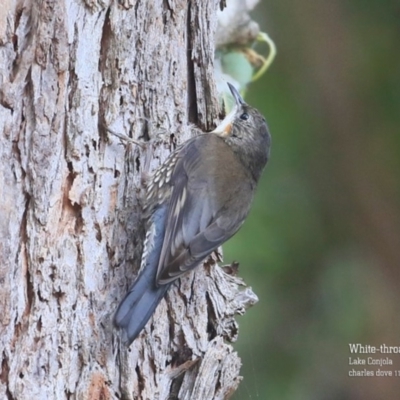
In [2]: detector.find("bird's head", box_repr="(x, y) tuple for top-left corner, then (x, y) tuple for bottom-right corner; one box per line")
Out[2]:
(212, 83), (271, 180)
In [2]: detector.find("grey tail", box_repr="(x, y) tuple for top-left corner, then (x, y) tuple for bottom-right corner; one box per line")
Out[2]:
(114, 205), (170, 345)
(113, 264), (171, 345)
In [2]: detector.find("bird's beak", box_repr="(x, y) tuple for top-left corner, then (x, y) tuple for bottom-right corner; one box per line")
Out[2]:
(212, 83), (244, 137)
(227, 82), (245, 106)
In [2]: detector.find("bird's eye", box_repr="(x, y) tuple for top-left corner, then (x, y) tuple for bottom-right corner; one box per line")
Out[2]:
(240, 113), (249, 121)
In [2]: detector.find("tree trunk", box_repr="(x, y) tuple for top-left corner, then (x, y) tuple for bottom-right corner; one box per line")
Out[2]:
(0, 0), (257, 399)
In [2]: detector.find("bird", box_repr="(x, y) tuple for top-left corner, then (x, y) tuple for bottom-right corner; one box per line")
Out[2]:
(114, 82), (271, 345)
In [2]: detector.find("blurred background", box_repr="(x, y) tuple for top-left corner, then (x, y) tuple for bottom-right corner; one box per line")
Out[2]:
(223, 1), (400, 399)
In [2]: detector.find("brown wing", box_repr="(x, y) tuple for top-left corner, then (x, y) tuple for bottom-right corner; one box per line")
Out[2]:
(156, 134), (255, 285)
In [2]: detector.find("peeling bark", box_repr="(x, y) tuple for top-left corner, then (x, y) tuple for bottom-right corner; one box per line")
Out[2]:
(0, 1), (258, 399)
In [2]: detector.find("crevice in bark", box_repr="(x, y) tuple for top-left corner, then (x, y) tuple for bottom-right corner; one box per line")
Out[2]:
(12, 6), (24, 52)
(94, 222), (102, 242)
(0, 353), (14, 400)
(134, 1), (140, 19)
(63, 109), (69, 159)
(214, 372), (222, 395)
(12, 3), (35, 82)
(99, 7), (112, 75)
(25, 267), (34, 317)
(98, 6), (113, 146)
(37, 289), (47, 303)
(169, 373), (184, 400)
(162, 0), (173, 25)
(206, 291), (217, 340)
(186, 2), (198, 124)
(67, 54), (78, 108)
(23, 65), (35, 132)
(36, 316), (42, 332)
(63, 161), (84, 235)
(66, 25), (79, 150)
(135, 365), (145, 393)
(19, 194), (33, 317)
(169, 133), (177, 151)
(135, 155), (140, 173)
(172, 345), (193, 369)
(11, 139), (24, 176)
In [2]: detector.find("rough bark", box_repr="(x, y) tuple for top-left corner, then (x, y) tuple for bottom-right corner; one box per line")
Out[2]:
(0, 0), (258, 399)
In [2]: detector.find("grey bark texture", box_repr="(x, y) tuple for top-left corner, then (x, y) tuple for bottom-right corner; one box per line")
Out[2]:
(0, 0), (258, 399)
